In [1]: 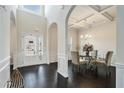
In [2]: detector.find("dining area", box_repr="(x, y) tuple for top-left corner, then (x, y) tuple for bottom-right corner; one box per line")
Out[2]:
(67, 29), (116, 87)
(70, 43), (114, 78)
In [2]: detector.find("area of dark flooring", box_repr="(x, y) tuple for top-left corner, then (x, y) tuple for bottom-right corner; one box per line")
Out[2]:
(18, 62), (116, 88)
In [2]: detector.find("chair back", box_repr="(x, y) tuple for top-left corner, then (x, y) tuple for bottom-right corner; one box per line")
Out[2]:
(105, 51), (113, 66)
(91, 50), (98, 60)
(71, 51), (79, 65)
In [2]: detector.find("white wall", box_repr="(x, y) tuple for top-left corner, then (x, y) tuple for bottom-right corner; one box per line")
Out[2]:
(78, 21), (116, 65)
(48, 24), (58, 63)
(17, 9), (47, 67)
(10, 11), (18, 69)
(116, 6), (124, 88)
(0, 6), (11, 88)
(45, 5), (72, 77)
(0, 7), (10, 61)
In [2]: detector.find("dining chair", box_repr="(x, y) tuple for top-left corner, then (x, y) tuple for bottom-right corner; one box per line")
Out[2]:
(71, 51), (87, 72)
(91, 51), (113, 77)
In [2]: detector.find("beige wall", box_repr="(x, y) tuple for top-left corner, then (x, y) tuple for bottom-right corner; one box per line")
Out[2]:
(78, 21), (116, 64)
(48, 23), (58, 63)
(17, 9), (47, 67)
(68, 29), (78, 60)
(68, 21), (116, 65)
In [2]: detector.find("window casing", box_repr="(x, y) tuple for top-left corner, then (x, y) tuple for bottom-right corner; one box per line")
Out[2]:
(21, 5), (42, 15)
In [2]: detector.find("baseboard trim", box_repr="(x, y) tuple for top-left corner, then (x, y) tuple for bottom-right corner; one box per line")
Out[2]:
(0, 56), (10, 63)
(0, 56), (10, 72)
(57, 73), (68, 88)
(0, 56), (10, 88)
(57, 70), (68, 78)
(57, 72), (68, 79)
(50, 61), (57, 64)
(18, 63), (48, 68)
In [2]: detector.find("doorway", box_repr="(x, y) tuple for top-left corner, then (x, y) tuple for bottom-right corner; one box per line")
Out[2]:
(48, 23), (58, 63)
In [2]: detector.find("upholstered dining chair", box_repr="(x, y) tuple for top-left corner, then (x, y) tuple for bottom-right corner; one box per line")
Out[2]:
(91, 51), (113, 77)
(71, 51), (87, 72)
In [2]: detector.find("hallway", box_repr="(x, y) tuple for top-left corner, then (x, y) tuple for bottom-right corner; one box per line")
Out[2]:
(18, 62), (115, 88)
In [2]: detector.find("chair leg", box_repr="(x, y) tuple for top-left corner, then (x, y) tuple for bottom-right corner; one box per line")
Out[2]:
(107, 66), (111, 78)
(72, 64), (77, 73)
(95, 66), (98, 77)
(73, 64), (75, 72)
(78, 65), (80, 72)
(72, 64), (74, 72)
(106, 66), (111, 78)
(106, 66), (108, 78)
(92, 64), (97, 76)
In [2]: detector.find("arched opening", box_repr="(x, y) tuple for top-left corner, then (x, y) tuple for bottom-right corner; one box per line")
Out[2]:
(67, 5), (116, 64)
(48, 23), (58, 64)
(10, 11), (18, 69)
(66, 5), (116, 87)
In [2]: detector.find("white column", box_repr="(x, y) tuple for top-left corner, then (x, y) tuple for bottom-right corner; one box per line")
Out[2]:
(116, 6), (124, 88)
(57, 20), (68, 78)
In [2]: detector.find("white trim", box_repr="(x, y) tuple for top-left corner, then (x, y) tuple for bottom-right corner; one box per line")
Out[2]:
(0, 62), (10, 72)
(0, 56), (10, 88)
(58, 54), (68, 78)
(0, 56), (10, 71)
(116, 63), (124, 88)
(115, 63), (124, 68)
(57, 70), (68, 78)
(0, 56), (10, 63)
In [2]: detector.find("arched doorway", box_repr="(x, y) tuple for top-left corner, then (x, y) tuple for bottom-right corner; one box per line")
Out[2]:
(66, 6), (116, 87)
(48, 23), (58, 64)
(10, 11), (18, 69)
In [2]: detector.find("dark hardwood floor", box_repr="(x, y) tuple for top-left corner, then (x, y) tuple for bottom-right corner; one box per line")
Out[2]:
(18, 62), (115, 88)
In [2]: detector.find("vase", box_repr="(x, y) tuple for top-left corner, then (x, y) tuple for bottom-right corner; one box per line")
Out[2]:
(86, 51), (89, 56)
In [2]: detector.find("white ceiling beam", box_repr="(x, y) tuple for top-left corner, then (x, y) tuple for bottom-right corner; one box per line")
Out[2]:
(88, 5), (114, 21)
(68, 5), (115, 29)
(75, 14), (94, 23)
(68, 14), (94, 27)
(89, 5), (113, 12)
(102, 12), (114, 21)
(100, 5), (113, 12)
(88, 5), (100, 12)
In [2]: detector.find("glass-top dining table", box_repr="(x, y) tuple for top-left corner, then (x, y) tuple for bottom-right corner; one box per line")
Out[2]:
(80, 55), (93, 64)
(79, 55), (94, 72)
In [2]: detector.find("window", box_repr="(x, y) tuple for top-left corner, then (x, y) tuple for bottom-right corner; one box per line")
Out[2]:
(23, 5), (41, 14)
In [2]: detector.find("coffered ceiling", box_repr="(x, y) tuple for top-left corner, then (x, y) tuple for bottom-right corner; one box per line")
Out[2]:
(68, 5), (116, 30)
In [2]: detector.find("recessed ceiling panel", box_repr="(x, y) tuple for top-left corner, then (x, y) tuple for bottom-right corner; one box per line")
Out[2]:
(68, 5), (116, 30)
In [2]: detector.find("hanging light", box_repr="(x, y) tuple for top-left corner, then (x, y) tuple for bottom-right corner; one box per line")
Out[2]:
(80, 35), (83, 38)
